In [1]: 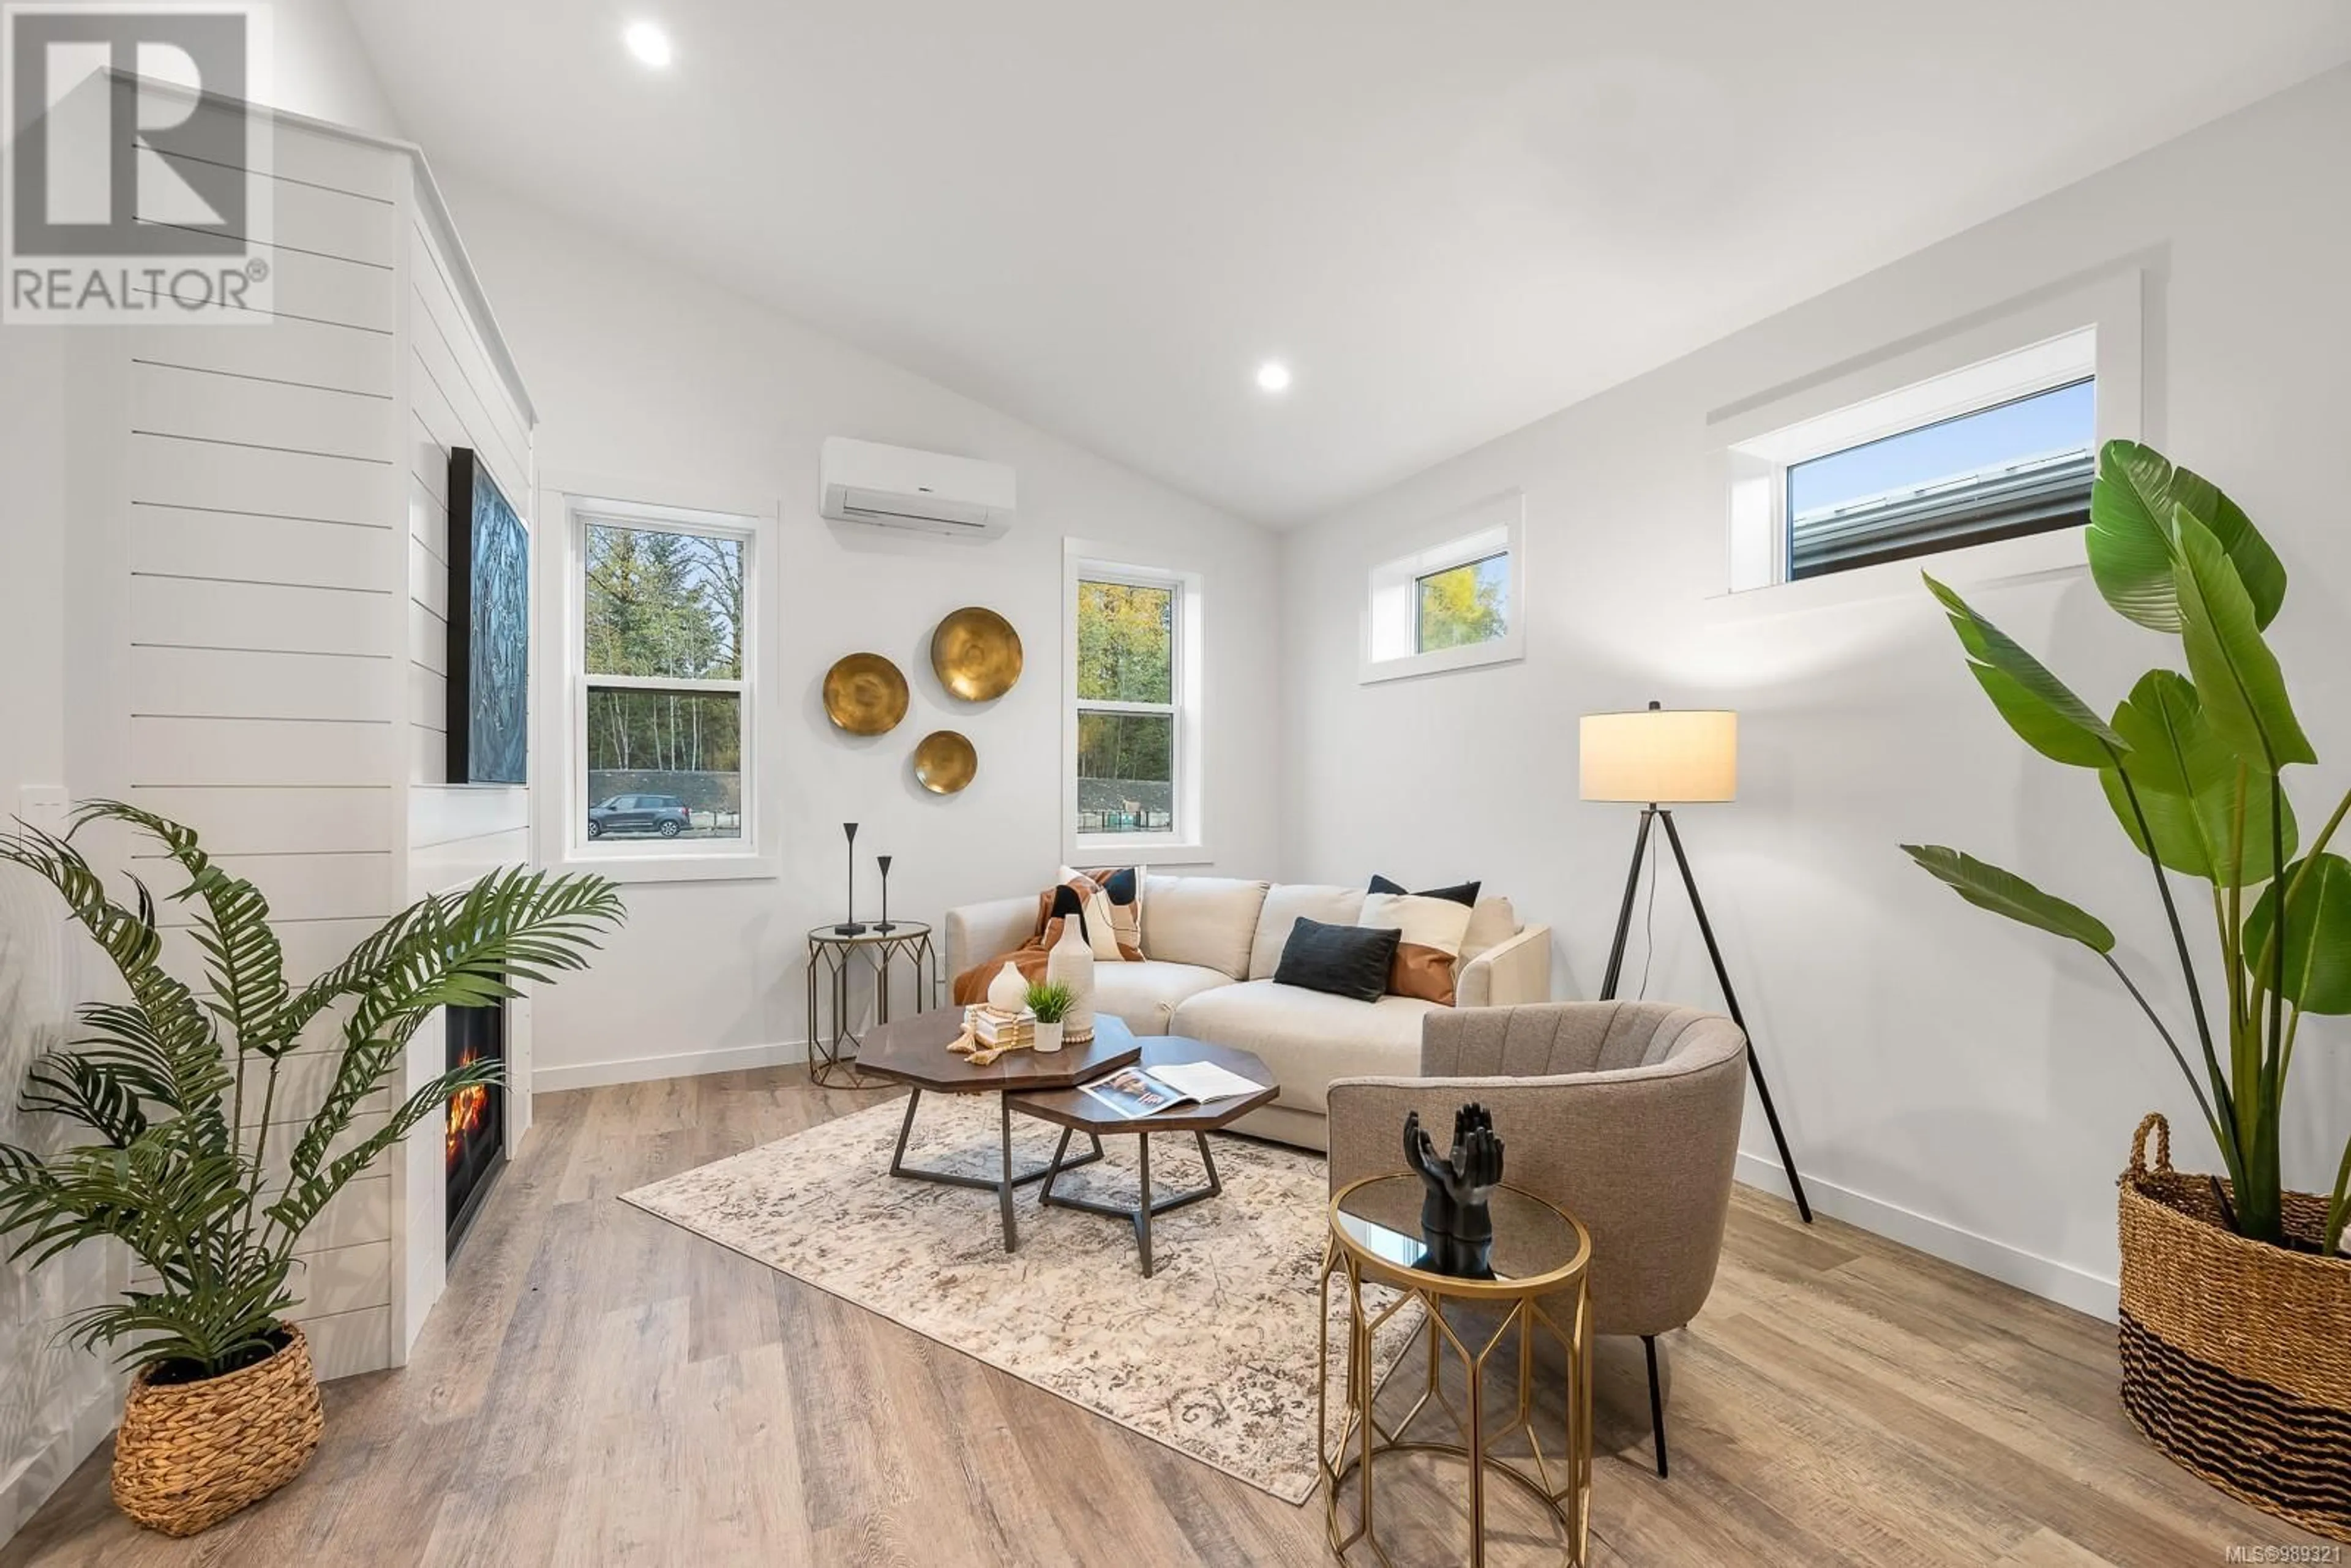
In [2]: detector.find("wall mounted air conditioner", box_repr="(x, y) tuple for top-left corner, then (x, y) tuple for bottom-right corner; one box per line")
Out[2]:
(820, 437), (1016, 538)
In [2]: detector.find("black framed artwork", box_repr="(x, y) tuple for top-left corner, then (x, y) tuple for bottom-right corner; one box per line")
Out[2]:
(445, 447), (529, 786)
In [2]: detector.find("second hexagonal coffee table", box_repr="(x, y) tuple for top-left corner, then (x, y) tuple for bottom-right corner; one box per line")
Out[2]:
(855, 1008), (1142, 1251)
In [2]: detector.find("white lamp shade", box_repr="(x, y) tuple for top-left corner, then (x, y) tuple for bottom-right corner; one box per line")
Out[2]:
(1579, 708), (1738, 803)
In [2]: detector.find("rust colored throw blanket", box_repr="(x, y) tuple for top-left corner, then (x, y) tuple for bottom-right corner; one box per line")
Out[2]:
(951, 867), (1142, 1003)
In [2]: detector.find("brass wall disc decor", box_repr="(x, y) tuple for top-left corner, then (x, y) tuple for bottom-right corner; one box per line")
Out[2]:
(930, 607), (1023, 702)
(822, 652), (910, 735)
(913, 730), (978, 795)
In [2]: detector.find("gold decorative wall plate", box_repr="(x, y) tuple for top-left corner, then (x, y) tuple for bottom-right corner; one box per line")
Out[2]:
(930, 607), (1022, 701)
(913, 730), (978, 795)
(822, 652), (910, 735)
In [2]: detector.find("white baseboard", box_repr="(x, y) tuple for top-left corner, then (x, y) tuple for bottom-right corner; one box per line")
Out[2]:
(1736, 1151), (2120, 1321)
(532, 1039), (811, 1094)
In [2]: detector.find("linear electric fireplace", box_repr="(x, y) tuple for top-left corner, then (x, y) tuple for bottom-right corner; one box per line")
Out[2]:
(444, 999), (505, 1257)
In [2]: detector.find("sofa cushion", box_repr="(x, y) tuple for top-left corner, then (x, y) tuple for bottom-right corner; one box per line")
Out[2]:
(1359, 891), (1474, 1005)
(1248, 883), (1365, 980)
(1171, 979), (1435, 1115)
(1088, 960), (1232, 1037)
(1273, 917), (1398, 1003)
(1460, 896), (1518, 962)
(1142, 875), (1269, 978)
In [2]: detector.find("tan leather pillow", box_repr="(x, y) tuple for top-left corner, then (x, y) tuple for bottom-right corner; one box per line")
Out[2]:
(1358, 891), (1474, 1005)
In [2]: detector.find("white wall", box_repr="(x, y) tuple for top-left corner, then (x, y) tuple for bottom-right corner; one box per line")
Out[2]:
(0, 4), (400, 1544)
(432, 173), (1284, 1088)
(1278, 67), (2351, 1316)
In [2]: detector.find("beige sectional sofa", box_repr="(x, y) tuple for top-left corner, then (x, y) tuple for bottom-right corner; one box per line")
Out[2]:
(943, 875), (1551, 1150)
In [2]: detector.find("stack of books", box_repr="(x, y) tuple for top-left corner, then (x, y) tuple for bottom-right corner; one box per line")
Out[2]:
(967, 1005), (1034, 1051)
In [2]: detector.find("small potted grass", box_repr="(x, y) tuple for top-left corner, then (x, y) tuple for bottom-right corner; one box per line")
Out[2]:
(1026, 980), (1074, 1054)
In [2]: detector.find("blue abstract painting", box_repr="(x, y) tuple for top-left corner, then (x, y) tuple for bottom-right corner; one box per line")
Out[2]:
(447, 449), (528, 785)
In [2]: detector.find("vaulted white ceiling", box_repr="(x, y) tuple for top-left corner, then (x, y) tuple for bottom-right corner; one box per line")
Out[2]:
(347, 1), (2351, 525)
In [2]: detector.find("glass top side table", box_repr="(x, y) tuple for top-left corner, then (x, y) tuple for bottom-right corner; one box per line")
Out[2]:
(1321, 1173), (1594, 1566)
(804, 921), (940, 1089)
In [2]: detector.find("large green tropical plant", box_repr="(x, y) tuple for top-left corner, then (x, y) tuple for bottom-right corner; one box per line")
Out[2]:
(1904, 440), (2349, 1256)
(0, 801), (624, 1379)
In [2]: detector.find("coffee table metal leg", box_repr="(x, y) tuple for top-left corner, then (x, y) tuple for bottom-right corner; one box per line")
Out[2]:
(998, 1095), (1018, 1251)
(888, 1087), (924, 1176)
(1135, 1133), (1154, 1276)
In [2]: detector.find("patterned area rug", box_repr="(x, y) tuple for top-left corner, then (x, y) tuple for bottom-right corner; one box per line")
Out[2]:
(620, 1091), (1417, 1503)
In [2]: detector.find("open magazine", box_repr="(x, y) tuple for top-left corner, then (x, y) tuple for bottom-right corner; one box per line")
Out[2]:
(1076, 1060), (1267, 1120)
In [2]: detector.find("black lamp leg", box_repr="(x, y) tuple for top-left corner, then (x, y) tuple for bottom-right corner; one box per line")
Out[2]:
(1656, 809), (1812, 1225)
(1599, 807), (1656, 1000)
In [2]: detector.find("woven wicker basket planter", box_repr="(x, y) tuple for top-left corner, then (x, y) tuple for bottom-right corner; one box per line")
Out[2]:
(2118, 1114), (2351, 1543)
(111, 1324), (324, 1537)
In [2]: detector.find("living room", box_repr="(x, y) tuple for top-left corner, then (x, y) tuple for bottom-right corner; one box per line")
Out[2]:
(2, 2), (2349, 1564)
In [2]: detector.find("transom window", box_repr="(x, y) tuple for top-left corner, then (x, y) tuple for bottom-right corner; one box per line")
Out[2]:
(1074, 574), (1179, 838)
(575, 506), (755, 853)
(1362, 492), (1525, 683)
(1728, 326), (2105, 590)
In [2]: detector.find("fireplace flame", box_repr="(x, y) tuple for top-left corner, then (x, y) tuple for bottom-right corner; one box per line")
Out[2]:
(446, 1046), (490, 1168)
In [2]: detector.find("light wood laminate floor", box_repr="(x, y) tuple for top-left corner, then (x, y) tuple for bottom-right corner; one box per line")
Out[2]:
(3, 1066), (2330, 1566)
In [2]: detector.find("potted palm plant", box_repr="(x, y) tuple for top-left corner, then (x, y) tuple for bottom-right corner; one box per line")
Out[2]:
(0, 801), (624, 1536)
(1904, 441), (2349, 1542)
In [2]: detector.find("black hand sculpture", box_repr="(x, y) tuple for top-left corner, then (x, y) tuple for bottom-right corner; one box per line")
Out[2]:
(1403, 1102), (1505, 1278)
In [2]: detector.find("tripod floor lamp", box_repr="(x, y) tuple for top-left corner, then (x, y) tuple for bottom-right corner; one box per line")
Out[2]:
(1579, 701), (1813, 1224)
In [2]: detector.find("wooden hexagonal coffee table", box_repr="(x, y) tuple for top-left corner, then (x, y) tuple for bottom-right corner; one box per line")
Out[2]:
(1009, 1037), (1280, 1277)
(855, 1008), (1141, 1251)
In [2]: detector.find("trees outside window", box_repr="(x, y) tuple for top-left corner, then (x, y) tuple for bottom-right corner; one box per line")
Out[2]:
(1074, 578), (1178, 836)
(579, 519), (749, 842)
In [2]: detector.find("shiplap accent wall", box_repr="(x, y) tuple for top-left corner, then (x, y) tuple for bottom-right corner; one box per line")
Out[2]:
(65, 96), (535, 1382)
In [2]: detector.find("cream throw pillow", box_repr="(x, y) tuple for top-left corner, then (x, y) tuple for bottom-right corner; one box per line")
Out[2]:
(1359, 891), (1474, 1005)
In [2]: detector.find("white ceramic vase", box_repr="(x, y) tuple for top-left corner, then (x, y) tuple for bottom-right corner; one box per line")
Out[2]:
(986, 960), (1027, 1015)
(1033, 1019), (1064, 1054)
(1045, 917), (1096, 1043)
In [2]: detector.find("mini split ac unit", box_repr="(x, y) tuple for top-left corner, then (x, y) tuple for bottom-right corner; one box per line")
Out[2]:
(820, 437), (1015, 539)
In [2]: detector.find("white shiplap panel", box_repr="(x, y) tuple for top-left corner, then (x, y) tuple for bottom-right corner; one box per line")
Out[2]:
(132, 359), (393, 463)
(297, 1305), (389, 1383)
(126, 786), (393, 855)
(124, 312), (396, 398)
(130, 716), (394, 787)
(131, 504), (395, 592)
(410, 827), (529, 899)
(140, 173), (397, 269)
(409, 218), (531, 483)
(266, 1050), (397, 1129)
(284, 1242), (391, 1316)
(129, 645), (392, 723)
(252, 246), (397, 334)
(408, 276), (527, 506)
(295, 1174), (392, 1254)
(130, 574), (395, 658)
(408, 662), (445, 733)
(410, 725), (446, 786)
(409, 366), (459, 497)
(179, 96), (405, 203)
(129, 430), (394, 529)
(410, 786), (528, 850)
(144, 852), (390, 928)
(161, 918), (388, 989)
(409, 599), (448, 675)
(408, 530), (449, 620)
(408, 470), (448, 571)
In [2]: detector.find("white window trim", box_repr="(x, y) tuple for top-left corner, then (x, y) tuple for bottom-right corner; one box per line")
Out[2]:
(1715, 268), (2144, 606)
(1360, 490), (1526, 685)
(536, 478), (781, 885)
(1065, 540), (1209, 866)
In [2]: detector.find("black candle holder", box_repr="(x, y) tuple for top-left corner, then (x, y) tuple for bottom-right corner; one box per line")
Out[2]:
(874, 854), (896, 932)
(1403, 1104), (1503, 1279)
(833, 822), (867, 936)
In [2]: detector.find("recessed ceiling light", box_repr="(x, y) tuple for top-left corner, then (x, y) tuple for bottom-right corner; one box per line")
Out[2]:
(623, 21), (673, 69)
(1255, 361), (1292, 393)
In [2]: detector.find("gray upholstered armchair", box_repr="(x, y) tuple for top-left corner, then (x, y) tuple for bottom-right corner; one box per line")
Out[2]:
(1325, 1000), (1749, 1477)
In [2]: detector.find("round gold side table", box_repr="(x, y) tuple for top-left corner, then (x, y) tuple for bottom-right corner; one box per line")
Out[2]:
(804, 921), (940, 1089)
(1320, 1174), (1594, 1567)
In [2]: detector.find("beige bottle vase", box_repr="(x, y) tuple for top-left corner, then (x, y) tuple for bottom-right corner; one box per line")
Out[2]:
(1045, 917), (1096, 1045)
